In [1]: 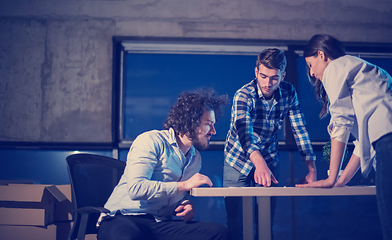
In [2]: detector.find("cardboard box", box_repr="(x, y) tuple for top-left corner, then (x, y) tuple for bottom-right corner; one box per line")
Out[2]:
(0, 222), (72, 240)
(0, 184), (74, 239)
(0, 184), (72, 226)
(48, 185), (73, 222)
(0, 208), (50, 226)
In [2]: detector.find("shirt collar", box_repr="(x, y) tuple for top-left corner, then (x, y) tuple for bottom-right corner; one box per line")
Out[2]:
(254, 78), (282, 101)
(168, 128), (196, 158)
(168, 128), (178, 145)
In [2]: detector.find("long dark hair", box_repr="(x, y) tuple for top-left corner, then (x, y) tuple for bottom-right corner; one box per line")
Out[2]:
(163, 89), (228, 139)
(303, 34), (346, 118)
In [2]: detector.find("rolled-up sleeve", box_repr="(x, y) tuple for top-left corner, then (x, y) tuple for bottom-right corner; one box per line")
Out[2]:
(233, 91), (260, 156)
(126, 133), (178, 201)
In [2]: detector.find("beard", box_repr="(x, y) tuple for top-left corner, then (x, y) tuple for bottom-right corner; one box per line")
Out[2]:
(192, 134), (210, 151)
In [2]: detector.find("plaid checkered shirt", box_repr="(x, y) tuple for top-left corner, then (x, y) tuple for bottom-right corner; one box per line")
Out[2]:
(224, 79), (316, 176)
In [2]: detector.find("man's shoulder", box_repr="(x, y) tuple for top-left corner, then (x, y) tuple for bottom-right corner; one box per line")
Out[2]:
(137, 129), (163, 137)
(279, 81), (297, 96)
(135, 129), (172, 144)
(327, 55), (363, 74)
(235, 79), (257, 96)
(279, 81), (295, 91)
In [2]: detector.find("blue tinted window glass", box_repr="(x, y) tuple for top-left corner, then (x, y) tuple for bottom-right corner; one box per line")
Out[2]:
(123, 53), (285, 141)
(0, 149), (112, 185)
(361, 57), (392, 75)
(123, 53), (255, 140)
(119, 149), (129, 162)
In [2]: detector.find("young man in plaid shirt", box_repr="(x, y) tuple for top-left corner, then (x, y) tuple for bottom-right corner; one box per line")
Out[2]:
(223, 48), (317, 240)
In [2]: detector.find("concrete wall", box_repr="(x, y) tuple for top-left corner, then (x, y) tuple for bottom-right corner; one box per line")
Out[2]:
(1, 0), (392, 143)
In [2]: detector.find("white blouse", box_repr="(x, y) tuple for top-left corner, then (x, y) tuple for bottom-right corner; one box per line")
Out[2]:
(322, 55), (392, 177)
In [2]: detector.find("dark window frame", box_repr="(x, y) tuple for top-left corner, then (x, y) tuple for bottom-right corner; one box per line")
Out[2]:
(114, 37), (392, 151)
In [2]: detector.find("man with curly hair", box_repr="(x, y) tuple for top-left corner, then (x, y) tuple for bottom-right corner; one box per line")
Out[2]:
(97, 89), (229, 240)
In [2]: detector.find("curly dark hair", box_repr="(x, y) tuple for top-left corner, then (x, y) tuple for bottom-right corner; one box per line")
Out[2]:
(163, 89), (229, 139)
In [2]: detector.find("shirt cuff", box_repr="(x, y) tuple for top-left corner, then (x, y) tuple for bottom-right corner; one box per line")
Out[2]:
(353, 140), (360, 157)
(247, 144), (260, 156)
(304, 155), (317, 161)
(328, 124), (351, 143)
(181, 199), (191, 205)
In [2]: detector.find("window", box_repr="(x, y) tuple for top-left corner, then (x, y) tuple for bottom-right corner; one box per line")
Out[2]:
(115, 38), (392, 149)
(118, 39), (287, 147)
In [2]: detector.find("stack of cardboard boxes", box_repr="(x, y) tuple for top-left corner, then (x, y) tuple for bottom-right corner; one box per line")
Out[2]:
(0, 184), (73, 240)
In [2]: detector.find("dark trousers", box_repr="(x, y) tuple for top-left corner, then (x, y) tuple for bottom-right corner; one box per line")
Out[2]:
(223, 161), (280, 240)
(97, 214), (229, 240)
(374, 132), (392, 240)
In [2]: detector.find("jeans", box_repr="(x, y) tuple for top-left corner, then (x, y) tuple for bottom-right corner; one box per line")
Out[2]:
(374, 132), (392, 240)
(223, 160), (280, 240)
(97, 213), (229, 240)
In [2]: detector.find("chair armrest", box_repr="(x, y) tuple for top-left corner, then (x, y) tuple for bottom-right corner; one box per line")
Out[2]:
(76, 206), (110, 214)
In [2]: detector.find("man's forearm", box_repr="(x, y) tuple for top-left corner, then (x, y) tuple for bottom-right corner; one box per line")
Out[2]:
(249, 150), (268, 169)
(306, 160), (317, 173)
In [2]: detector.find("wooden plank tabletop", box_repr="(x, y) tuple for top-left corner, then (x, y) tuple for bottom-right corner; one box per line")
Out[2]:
(190, 186), (376, 197)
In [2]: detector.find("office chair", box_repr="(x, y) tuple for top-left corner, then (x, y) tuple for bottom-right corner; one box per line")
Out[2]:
(66, 153), (126, 240)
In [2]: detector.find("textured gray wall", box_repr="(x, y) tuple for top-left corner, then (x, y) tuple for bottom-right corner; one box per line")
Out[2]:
(1, 0), (391, 143)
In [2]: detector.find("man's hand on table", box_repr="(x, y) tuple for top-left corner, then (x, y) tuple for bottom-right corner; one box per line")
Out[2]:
(177, 173), (213, 192)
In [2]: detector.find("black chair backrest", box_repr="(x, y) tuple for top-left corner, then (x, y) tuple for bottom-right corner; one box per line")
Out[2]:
(66, 153), (126, 235)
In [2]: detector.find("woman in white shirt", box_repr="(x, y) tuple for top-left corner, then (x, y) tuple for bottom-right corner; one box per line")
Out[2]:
(296, 34), (392, 240)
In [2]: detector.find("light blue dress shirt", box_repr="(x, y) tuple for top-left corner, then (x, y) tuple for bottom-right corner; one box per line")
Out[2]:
(98, 128), (201, 224)
(323, 55), (392, 177)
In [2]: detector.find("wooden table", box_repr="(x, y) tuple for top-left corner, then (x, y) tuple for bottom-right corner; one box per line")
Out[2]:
(190, 186), (376, 240)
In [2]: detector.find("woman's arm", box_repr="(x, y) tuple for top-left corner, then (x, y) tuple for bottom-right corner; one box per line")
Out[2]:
(296, 138), (346, 188)
(334, 153), (360, 187)
(326, 138), (347, 183)
(297, 60), (356, 188)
